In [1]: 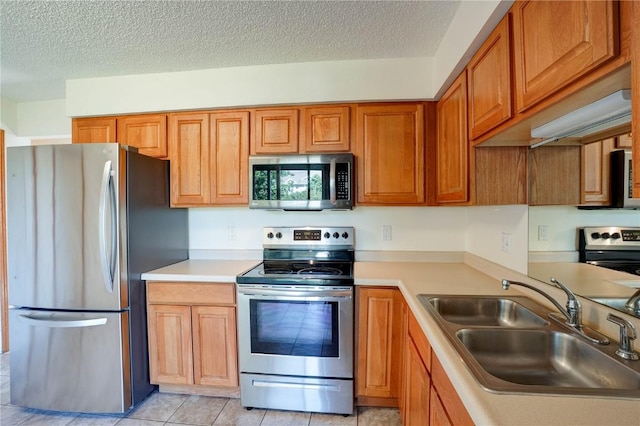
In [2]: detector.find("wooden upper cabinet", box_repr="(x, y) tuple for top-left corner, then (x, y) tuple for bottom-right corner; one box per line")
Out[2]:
(301, 105), (351, 152)
(512, 0), (618, 112)
(467, 16), (512, 140)
(529, 145), (581, 206)
(168, 112), (210, 206)
(581, 138), (615, 206)
(616, 133), (632, 148)
(355, 103), (425, 205)
(210, 111), (249, 204)
(72, 117), (117, 143)
(116, 114), (168, 158)
(436, 72), (469, 204)
(252, 108), (299, 154)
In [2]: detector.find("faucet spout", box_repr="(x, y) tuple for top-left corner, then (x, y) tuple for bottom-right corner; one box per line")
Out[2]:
(625, 289), (640, 314)
(501, 278), (609, 345)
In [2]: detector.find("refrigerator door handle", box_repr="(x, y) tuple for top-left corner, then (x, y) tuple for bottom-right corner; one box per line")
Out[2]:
(99, 160), (116, 293)
(18, 314), (108, 328)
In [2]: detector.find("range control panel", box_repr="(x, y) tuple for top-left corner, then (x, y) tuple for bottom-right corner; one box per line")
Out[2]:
(580, 226), (640, 250)
(263, 226), (355, 249)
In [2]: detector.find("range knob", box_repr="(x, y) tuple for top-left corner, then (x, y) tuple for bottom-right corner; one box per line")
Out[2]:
(275, 232), (283, 239)
(611, 232), (621, 239)
(333, 232), (339, 239)
(601, 232), (611, 239)
(342, 232), (349, 239)
(267, 232), (274, 239)
(590, 232), (601, 239)
(324, 232), (331, 239)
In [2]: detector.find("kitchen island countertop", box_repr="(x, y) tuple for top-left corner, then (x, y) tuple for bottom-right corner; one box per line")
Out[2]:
(142, 258), (640, 426)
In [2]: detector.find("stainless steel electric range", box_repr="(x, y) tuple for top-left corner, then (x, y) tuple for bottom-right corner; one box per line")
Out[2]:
(236, 226), (355, 415)
(579, 226), (640, 274)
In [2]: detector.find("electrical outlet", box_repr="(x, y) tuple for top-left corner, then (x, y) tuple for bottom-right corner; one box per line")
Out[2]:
(382, 225), (392, 241)
(227, 226), (238, 241)
(538, 225), (548, 241)
(501, 232), (512, 253)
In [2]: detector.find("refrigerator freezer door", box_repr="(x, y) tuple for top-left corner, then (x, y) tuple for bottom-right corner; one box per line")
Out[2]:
(7, 144), (123, 310)
(9, 309), (132, 413)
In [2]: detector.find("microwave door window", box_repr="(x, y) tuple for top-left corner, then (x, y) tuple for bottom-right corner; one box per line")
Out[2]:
(252, 165), (329, 201)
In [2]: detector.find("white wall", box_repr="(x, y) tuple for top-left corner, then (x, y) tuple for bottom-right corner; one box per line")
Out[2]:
(528, 206), (640, 252)
(188, 206), (468, 256)
(466, 205), (529, 273)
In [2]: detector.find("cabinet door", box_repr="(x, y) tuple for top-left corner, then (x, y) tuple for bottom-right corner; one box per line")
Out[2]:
(116, 114), (168, 158)
(404, 337), (431, 426)
(436, 73), (469, 204)
(356, 287), (403, 402)
(192, 306), (238, 387)
(210, 111), (249, 204)
(581, 138), (615, 205)
(252, 109), (299, 154)
(429, 386), (452, 426)
(513, 0), (618, 111)
(467, 16), (512, 140)
(355, 104), (425, 205)
(301, 106), (351, 152)
(431, 355), (474, 426)
(72, 117), (117, 143)
(633, 1), (640, 198)
(168, 112), (210, 206)
(147, 304), (193, 385)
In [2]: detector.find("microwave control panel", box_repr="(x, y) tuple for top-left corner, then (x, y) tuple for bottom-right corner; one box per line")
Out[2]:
(336, 163), (350, 200)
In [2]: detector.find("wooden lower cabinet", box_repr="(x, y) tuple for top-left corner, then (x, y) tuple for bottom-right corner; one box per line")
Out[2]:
(356, 287), (405, 405)
(400, 308), (474, 426)
(147, 282), (238, 391)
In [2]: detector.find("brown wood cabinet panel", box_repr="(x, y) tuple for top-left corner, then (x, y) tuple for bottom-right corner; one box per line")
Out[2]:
(581, 138), (615, 205)
(168, 112), (211, 206)
(116, 114), (168, 158)
(431, 355), (474, 426)
(529, 146), (581, 205)
(147, 282), (235, 305)
(355, 104), (425, 205)
(404, 337), (431, 426)
(475, 146), (528, 205)
(301, 105), (351, 152)
(407, 310), (431, 371)
(210, 111), (249, 204)
(467, 16), (512, 140)
(356, 287), (403, 402)
(429, 386), (453, 426)
(147, 304), (193, 385)
(72, 117), (117, 143)
(616, 133), (632, 148)
(513, 0), (618, 112)
(192, 306), (238, 387)
(436, 73), (469, 204)
(252, 109), (299, 154)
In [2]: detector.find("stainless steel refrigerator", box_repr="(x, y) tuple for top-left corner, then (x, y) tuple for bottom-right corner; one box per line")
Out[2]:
(6, 143), (189, 413)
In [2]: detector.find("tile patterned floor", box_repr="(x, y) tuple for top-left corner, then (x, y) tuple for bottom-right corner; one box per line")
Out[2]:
(0, 353), (401, 426)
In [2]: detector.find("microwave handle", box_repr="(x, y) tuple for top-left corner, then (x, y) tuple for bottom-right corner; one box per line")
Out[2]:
(329, 158), (337, 205)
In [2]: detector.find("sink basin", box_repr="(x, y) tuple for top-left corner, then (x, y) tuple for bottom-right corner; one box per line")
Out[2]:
(419, 293), (640, 397)
(456, 329), (640, 393)
(424, 296), (549, 327)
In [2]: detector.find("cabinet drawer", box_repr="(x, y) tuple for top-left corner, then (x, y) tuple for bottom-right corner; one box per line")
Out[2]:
(147, 282), (235, 305)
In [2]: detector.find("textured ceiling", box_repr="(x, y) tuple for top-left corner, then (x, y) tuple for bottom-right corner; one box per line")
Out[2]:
(0, 0), (461, 103)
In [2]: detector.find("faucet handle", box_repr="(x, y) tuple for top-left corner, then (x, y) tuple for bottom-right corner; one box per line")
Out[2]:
(607, 313), (639, 361)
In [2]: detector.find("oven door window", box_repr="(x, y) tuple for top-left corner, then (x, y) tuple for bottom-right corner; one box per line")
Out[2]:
(252, 164), (329, 201)
(249, 299), (339, 357)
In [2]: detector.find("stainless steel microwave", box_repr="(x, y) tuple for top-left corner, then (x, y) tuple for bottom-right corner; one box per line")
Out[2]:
(249, 153), (354, 210)
(611, 149), (640, 209)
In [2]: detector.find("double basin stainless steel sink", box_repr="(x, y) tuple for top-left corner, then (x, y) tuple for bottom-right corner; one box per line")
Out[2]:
(419, 295), (640, 397)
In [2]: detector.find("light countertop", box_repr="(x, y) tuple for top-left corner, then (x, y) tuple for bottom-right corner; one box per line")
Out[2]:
(142, 258), (640, 426)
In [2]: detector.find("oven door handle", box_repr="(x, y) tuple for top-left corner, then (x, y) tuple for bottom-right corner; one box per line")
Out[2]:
(237, 287), (352, 299)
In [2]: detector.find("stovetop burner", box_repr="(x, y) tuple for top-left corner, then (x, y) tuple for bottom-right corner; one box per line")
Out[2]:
(237, 226), (355, 286)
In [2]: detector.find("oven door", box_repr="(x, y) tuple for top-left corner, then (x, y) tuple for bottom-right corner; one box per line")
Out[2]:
(236, 284), (353, 378)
